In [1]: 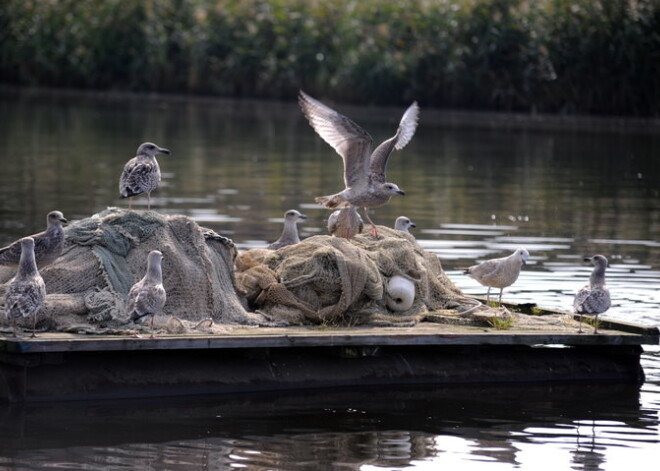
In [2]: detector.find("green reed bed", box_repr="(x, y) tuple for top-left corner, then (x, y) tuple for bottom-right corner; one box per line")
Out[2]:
(1, 0), (658, 115)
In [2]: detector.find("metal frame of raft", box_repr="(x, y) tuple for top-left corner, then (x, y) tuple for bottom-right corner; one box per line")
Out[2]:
(0, 304), (658, 402)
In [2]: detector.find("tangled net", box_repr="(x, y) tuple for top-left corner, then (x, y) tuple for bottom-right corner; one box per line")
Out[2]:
(0, 208), (255, 333)
(235, 226), (475, 327)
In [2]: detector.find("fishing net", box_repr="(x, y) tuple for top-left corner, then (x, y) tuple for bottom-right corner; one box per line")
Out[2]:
(0, 208), (255, 333)
(235, 226), (474, 327)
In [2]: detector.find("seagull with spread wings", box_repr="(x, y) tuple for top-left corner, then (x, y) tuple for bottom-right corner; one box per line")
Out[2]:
(298, 91), (419, 238)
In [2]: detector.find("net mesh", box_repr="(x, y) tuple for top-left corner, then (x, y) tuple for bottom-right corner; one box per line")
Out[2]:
(235, 226), (471, 326)
(0, 208), (251, 332)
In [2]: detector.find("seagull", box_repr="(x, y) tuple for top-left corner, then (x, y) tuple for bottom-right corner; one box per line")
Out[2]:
(267, 210), (307, 250)
(0, 210), (68, 269)
(127, 250), (166, 338)
(119, 142), (171, 210)
(298, 91), (419, 238)
(394, 216), (416, 233)
(464, 248), (530, 303)
(3, 238), (47, 337)
(327, 206), (364, 239)
(574, 254), (611, 334)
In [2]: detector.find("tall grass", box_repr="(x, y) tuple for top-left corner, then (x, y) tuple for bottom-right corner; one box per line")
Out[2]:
(1, 0), (658, 115)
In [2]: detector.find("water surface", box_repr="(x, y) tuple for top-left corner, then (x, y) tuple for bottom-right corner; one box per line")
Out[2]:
(0, 89), (658, 470)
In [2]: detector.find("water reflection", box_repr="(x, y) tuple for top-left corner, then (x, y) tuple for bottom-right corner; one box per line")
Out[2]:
(0, 383), (655, 471)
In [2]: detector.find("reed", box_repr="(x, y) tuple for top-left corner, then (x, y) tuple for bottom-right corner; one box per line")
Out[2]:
(1, 0), (657, 115)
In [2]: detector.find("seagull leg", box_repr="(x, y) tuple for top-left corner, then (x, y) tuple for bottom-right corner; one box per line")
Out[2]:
(578, 314), (584, 334)
(150, 314), (155, 339)
(362, 208), (379, 238)
(593, 313), (599, 334)
(486, 287), (491, 303)
(498, 289), (503, 304)
(31, 314), (37, 338)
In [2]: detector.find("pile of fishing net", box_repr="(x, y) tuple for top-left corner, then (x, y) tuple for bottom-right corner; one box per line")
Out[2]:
(234, 226), (479, 327)
(0, 208), (257, 334)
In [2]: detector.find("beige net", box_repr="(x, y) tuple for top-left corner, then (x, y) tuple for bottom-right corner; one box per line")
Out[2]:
(0, 208), (257, 334)
(235, 226), (475, 327)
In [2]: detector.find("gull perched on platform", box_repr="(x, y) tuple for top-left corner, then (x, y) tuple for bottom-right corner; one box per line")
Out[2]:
(394, 216), (416, 233)
(574, 254), (611, 334)
(127, 250), (166, 337)
(0, 210), (68, 269)
(464, 248), (530, 303)
(298, 90), (419, 238)
(327, 206), (364, 239)
(3, 238), (47, 337)
(267, 210), (307, 250)
(119, 142), (171, 210)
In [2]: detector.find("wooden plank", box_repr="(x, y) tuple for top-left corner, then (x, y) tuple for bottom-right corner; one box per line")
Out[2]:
(0, 325), (657, 354)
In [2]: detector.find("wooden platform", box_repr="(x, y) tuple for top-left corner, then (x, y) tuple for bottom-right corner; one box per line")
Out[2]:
(1, 308), (658, 402)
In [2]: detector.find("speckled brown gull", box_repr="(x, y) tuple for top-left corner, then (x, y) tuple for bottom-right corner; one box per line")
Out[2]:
(574, 254), (611, 334)
(267, 210), (307, 250)
(464, 248), (530, 303)
(119, 142), (171, 210)
(3, 238), (46, 337)
(298, 90), (419, 238)
(127, 250), (166, 337)
(394, 216), (416, 233)
(0, 210), (68, 269)
(327, 206), (364, 239)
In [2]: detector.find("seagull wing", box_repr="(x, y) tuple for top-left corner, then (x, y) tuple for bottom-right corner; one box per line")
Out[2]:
(299, 91), (373, 189)
(369, 102), (419, 183)
(119, 157), (160, 198)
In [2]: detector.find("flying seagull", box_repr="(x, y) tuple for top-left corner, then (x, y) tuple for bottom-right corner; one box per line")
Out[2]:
(298, 91), (419, 238)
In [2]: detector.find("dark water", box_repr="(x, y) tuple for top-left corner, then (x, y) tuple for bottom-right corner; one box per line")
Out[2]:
(0, 89), (659, 470)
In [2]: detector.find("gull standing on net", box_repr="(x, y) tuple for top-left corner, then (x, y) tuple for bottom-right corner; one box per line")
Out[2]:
(464, 248), (530, 303)
(0, 210), (68, 269)
(394, 216), (416, 233)
(298, 91), (419, 238)
(573, 254), (611, 334)
(327, 206), (364, 239)
(127, 250), (166, 338)
(119, 142), (171, 210)
(267, 209), (308, 250)
(3, 238), (47, 337)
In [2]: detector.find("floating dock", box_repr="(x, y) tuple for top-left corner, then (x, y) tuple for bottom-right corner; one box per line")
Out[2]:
(0, 305), (658, 402)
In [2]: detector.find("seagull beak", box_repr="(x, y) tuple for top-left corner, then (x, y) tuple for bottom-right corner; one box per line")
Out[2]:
(583, 257), (591, 262)
(158, 147), (171, 155)
(60, 217), (69, 225)
(300, 214), (308, 220)
(410, 223), (416, 228)
(397, 190), (405, 196)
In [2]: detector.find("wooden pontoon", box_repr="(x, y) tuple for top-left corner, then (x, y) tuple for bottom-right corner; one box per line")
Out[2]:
(0, 304), (657, 402)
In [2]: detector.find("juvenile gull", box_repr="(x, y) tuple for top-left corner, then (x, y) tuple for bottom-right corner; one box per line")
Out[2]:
(573, 254), (611, 334)
(119, 142), (171, 210)
(298, 90), (419, 238)
(3, 238), (46, 337)
(327, 207), (364, 239)
(394, 216), (416, 233)
(127, 250), (166, 338)
(267, 210), (308, 250)
(0, 210), (68, 269)
(464, 248), (530, 303)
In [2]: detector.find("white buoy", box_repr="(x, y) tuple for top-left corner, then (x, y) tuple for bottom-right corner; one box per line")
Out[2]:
(385, 275), (415, 311)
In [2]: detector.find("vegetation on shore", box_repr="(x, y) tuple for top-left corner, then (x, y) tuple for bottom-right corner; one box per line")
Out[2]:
(1, 0), (658, 116)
